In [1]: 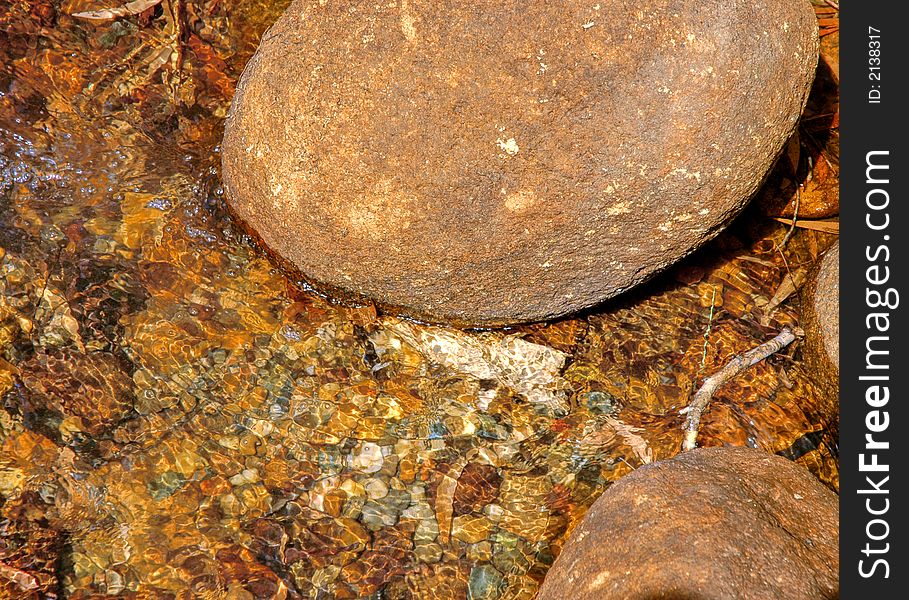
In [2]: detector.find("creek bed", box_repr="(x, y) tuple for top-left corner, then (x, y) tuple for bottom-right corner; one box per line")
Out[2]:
(1, 2), (837, 598)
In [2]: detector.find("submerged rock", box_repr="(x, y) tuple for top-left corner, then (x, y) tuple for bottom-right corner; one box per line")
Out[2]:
(537, 446), (839, 600)
(468, 564), (505, 600)
(223, 0), (818, 326)
(801, 241), (839, 421)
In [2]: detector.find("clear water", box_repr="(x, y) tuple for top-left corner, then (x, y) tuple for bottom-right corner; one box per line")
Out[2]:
(1, 2), (837, 598)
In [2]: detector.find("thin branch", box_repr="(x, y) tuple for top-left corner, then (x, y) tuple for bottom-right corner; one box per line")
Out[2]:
(699, 285), (718, 375)
(777, 186), (801, 250)
(31, 244), (63, 324)
(772, 217), (839, 234)
(680, 327), (796, 451)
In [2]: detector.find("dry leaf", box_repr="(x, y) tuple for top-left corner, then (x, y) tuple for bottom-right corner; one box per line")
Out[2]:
(773, 217), (839, 234)
(382, 317), (569, 411)
(580, 417), (653, 464)
(72, 0), (164, 22)
(760, 268), (807, 326)
(435, 448), (480, 544)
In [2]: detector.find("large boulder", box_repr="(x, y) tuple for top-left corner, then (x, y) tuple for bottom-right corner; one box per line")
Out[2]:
(222, 0), (818, 327)
(537, 447), (839, 600)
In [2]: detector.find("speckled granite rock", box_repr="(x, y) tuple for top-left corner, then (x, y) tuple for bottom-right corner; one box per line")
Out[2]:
(801, 241), (839, 421)
(537, 446), (839, 600)
(222, 0), (819, 326)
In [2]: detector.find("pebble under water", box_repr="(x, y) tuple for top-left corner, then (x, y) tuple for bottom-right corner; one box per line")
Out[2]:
(1, 2), (837, 598)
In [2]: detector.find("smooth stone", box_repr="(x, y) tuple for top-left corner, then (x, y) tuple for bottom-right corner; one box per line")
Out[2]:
(584, 390), (618, 415)
(359, 501), (394, 530)
(451, 515), (493, 544)
(414, 542), (443, 564)
(222, 0), (819, 327)
(466, 541), (493, 564)
(537, 447), (839, 600)
(364, 477), (389, 500)
(349, 442), (385, 474)
(413, 515), (440, 546)
(468, 565), (505, 600)
(360, 488), (411, 530)
(491, 530), (533, 575)
(800, 241), (839, 422)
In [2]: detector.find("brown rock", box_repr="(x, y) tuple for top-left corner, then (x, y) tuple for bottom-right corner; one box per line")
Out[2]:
(223, 0), (818, 326)
(0, 493), (64, 598)
(452, 463), (502, 516)
(800, 242), (839, 420)
(20, 349), (135, 437)
(537, 447), (838, 600)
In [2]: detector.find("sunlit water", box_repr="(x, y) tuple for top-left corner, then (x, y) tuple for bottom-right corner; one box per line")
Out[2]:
(1, 2), (836, 598)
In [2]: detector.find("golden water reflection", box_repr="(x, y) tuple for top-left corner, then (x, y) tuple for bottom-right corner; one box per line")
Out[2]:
(1, 2), (836, 598)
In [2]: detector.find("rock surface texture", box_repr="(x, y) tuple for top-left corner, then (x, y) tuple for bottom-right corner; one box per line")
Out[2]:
(801, 241), (839, 420)
(222, 0), (819, 326)
(537, 446), (839, 600)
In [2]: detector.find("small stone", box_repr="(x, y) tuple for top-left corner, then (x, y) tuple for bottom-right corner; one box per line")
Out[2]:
(341, 495), (366, 520)
(414, 542), (443, 564)
(583, 391), (618, 415)
(360, 491), (410, 530)
(483, 504), (505, 522)
(237, 434), (260, 456)
(466, 541), (493, 563)
(411, 510), (439, 546)
(452, 463), (502, 516)
(220, 493), (241, 517)
(105, 569), (125, 595)
(364, 477), (389, 500)
(235, 483), (272, 515)
(451, 515), (492, 544)
(340, 479), (365, 498)
(225, 583), (255, 600)
(349, 442), (384, 474)
(491, 530), (533, 576)
(247, 419), (274, 438)
(398, 454), (417, 482)
(218, 435), (240, 450)
(147, 471), (185, 500)
(323, 489), (346, 517)
(228, 468), (259, 486)
(468, 565), (505, 600)
(312, 565), (341, 590)
(19, 349), (135, 437)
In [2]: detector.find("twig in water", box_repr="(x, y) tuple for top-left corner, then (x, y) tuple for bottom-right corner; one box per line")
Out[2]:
(772, 217), (839, 234)
(699, 285), (718, 374)
(777, 186), (801, 251)
(680, 327), (797, 451)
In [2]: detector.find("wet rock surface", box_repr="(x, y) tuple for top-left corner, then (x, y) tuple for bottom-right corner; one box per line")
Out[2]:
(537, 446), (839, 600)
(1, 1), (838, 597)
(222, 0), (819, 326)
(801, 241), (839, 421)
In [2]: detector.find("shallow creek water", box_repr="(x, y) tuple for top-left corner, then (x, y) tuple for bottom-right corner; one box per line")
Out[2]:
(2, 2), (837, 598)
